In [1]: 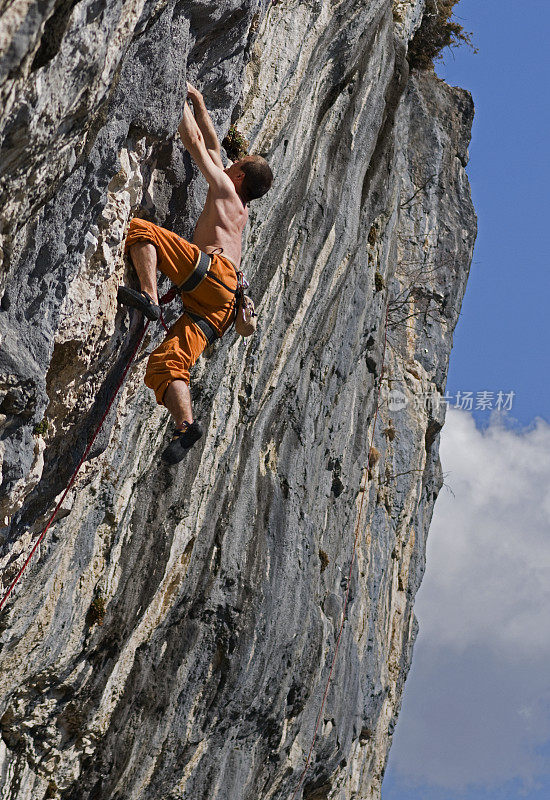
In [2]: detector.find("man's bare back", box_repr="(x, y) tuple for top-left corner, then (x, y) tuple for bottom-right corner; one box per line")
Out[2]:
(193, 181), (249, 268)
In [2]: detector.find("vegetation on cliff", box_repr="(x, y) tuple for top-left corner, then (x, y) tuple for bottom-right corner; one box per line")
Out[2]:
(408, 0), (477, 69)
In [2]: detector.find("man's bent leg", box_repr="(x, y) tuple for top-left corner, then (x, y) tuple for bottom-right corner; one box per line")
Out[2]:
(145, 322), (206, 463)
(163, 380), (193, 428)
(129, 241), (159, 304)
(144, 313), (207, 416)
(124, 217), (201, 286)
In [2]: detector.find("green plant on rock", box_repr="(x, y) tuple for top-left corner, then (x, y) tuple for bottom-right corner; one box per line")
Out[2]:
(408, 0), (477, 70)
(222, 125), (249, 161)
(33, 417), (48, 436)
(374, 271), (385, 292)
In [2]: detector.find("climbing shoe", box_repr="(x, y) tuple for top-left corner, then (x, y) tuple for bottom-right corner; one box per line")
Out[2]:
(117, 286), (161, 321)
(161, 421), (204, 464)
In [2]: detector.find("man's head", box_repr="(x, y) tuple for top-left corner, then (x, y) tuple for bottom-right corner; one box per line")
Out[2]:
(226, 155), (273, 204)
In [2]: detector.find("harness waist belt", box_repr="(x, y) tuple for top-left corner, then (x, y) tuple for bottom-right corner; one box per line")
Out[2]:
(185, 309), (218, 345)
(178, 250), (211, 293)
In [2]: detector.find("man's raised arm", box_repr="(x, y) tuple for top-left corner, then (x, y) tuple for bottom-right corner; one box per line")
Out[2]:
(178, 100), (230, 193)
(186, 83), (224, 169)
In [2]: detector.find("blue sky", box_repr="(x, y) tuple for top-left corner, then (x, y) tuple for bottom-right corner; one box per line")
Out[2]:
(383, 2), (550, 800)
(438, 0), (550, 428)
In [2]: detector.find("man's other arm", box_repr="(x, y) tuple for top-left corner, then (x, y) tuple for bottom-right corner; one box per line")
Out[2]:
(178, 102), (231, 193)
(186, 83), (224, 169)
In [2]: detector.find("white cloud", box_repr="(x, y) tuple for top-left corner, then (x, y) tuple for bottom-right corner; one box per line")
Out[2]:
(386, 409), (550, 792)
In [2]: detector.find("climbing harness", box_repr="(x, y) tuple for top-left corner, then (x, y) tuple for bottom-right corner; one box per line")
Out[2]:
(0, 290), (173, 614)
(184, 308), (218, 345)
(177, 249), (212, 293)
(178, 252), (232, 344)
(289, 304), (389, 800)
(177, 249), (255, 341)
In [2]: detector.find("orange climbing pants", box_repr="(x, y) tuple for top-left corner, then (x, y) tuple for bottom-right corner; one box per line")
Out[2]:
(124, 217), (238, 405)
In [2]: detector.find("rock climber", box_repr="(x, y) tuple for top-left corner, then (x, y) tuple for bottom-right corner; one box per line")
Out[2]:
(118, 82), (273, 464)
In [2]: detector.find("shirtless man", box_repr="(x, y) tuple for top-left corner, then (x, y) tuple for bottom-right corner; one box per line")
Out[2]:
(118, 83), (273, 464)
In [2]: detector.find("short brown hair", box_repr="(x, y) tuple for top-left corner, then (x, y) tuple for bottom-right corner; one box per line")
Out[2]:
(240, 156), (273, 203)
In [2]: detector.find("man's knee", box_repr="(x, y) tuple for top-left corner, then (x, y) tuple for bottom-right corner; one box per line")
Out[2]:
(144, 358), (192, 406)
(124, 218), (159, 257)
(128, 240), (157, 264)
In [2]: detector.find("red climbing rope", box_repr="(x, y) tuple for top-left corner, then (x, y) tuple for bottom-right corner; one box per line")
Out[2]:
(0, 291), (173, 614)
(289, 304), (389, 800)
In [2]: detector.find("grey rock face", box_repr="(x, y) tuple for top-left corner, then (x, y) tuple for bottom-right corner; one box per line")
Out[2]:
(0, 1), (475, 799)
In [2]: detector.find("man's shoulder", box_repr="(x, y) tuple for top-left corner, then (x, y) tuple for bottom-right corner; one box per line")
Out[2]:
(208, 181), (246, 216)
(207, 168), (236, 197)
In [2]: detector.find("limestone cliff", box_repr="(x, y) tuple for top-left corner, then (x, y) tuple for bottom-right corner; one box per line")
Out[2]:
(0, 1), (476, 798)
